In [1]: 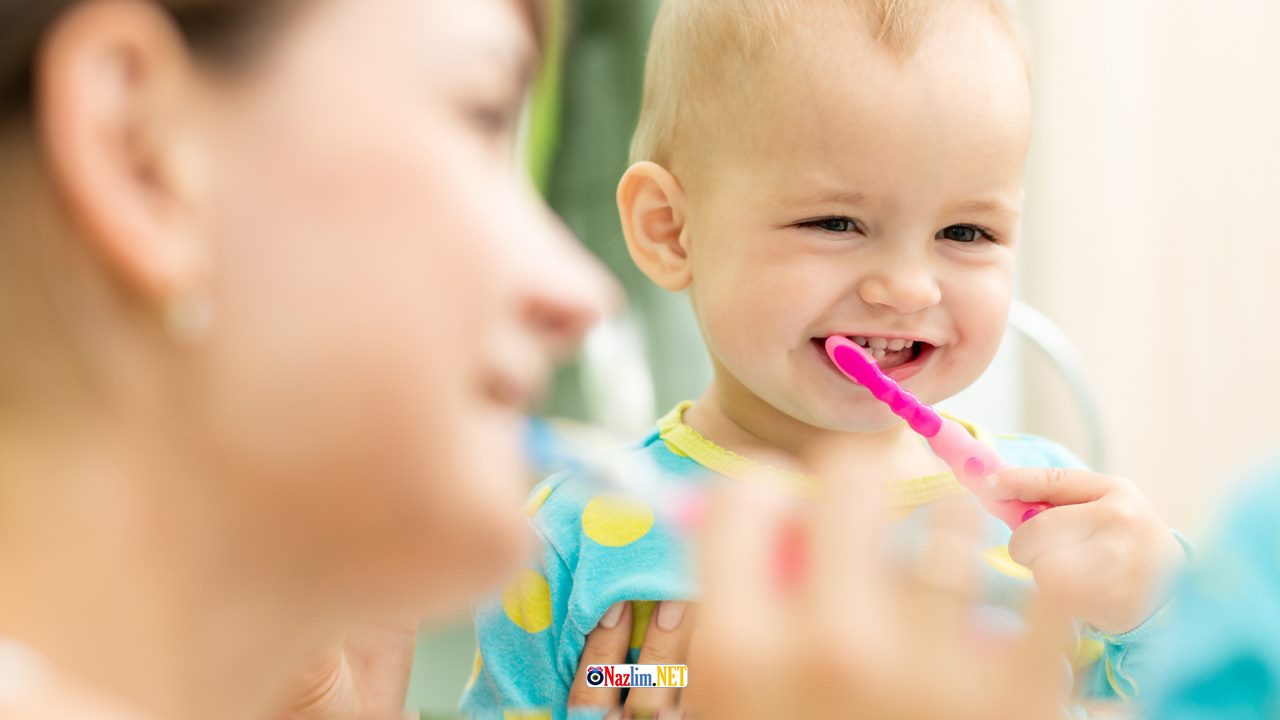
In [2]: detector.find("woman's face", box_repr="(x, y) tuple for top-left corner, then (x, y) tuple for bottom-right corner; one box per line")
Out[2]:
(191, 0), (611, 614)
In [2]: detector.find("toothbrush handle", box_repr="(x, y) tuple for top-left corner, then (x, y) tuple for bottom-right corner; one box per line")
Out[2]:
(926, 420), (1052, 529)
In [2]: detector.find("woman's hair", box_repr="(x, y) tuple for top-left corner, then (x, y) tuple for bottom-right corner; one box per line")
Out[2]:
(2, 0), (551, 122)
(0, 0), (289, 120)
(0, 0), (297, 410)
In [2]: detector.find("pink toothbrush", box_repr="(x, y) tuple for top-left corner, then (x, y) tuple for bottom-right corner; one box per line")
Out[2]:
(824, 336), (1050, 529)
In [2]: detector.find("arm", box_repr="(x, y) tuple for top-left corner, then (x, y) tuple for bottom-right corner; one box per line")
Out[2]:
(990, 435), (1184, 704)
(1145, 465), (1280, 720)
(460, 523), (576, 719)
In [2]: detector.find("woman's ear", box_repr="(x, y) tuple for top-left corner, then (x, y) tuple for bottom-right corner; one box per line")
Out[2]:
(617, 161), (691, 292)
(37, 0), (210, 303)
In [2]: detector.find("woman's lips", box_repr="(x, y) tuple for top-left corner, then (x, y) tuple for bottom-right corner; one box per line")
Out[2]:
(482, 370), (542, 412)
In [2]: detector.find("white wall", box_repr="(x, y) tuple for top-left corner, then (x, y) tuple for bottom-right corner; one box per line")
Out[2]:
(1019, 0), (1280, 536)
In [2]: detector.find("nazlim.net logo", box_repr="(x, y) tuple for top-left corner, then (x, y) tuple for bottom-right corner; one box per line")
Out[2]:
(584, 664), (688, 689)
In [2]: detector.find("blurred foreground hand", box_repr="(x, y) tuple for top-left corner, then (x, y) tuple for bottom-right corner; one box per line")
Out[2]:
(692, 445), (1074, 720)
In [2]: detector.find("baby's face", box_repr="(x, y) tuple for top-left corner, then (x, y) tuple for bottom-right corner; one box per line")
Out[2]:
(683, 14), (1031, 433)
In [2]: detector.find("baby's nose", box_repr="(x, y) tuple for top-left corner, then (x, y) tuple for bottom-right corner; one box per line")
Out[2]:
(858, 261), (942, 314)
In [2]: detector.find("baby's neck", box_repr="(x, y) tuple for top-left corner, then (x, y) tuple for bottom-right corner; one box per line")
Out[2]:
(684, 379), (946, 480)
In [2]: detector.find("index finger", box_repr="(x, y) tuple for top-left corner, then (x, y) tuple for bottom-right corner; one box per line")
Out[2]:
(699, 480), (790, 650)
(807, 441), (891, 626)
(567, 601), (632, 709)
(623, 602), (696, 716)
(986, 467), (1114, 506)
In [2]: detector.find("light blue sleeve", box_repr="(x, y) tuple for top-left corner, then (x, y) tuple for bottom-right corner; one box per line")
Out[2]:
(460, 476), (584, 720)
(1143, 458), (1280, 720)
(460, 461), (695, 720)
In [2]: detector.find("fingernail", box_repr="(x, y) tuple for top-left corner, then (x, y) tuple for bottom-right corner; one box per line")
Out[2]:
(656, 601), (687, 632)
(658, 710), (684, 720)
(600, 601), (626, 629)
(604, 710), (623, 720)
(983, 475), (998, 492)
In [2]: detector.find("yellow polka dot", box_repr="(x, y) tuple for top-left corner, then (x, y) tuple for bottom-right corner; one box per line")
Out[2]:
(502, 569), (553, 633)
(630, 600), (657, 650)
(523, 484), (553, 517)
(1073, 637), (1105, 672)
(982, 545), (1032, 581)
(464, 649), (483, 691)
(503, 711), (552, 720)
(582, 496), (655, 547)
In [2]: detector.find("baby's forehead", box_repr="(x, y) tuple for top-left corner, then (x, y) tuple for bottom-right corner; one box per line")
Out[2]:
(635, 0), (1029, 173)
(674, 29), (1030, 178)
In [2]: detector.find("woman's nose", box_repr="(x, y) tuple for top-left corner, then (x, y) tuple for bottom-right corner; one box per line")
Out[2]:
(521, 215), (622, 360)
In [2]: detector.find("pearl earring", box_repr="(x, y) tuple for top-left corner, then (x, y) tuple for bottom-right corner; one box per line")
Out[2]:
(163, 290), (215, 344)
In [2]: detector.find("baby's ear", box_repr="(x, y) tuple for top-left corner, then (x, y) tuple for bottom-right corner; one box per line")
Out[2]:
(617, 162), (690, 292)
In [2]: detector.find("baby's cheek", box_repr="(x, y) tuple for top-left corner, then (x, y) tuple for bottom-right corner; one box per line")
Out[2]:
(947, 302), (1011, 383)
(953, 269), (1013, 335)
(945, 343), (996, 396)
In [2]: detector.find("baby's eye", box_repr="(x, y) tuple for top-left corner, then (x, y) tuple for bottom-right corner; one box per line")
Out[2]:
(938, 224), (995, 244)
(800, 217), (860, 234)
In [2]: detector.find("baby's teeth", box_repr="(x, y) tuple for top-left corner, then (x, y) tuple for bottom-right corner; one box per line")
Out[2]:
(869, 337), (889, 351)
(887, 339), (906, 352)
(853, 336), (869, 348)
(872, 349), (886, 360)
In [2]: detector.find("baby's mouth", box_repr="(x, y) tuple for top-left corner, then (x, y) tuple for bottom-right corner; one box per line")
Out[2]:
(851, 336), (923, 370)
(814, 336), (930, 371)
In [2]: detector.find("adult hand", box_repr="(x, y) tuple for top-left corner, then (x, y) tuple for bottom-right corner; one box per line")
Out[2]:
(569, 600), (696, 719)
(692, 449), (1073, 720)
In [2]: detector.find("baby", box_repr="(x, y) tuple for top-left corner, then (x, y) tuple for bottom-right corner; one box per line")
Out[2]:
(463, 0), (1185, 716)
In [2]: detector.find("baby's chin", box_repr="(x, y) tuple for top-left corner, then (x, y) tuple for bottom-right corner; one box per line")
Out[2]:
(770, 391), (914, 435)
(808, 401), (910, 434)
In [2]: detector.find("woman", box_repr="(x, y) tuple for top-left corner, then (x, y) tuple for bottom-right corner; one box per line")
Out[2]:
(0, 0), (610, 717)
(0, 1), (1076, 718)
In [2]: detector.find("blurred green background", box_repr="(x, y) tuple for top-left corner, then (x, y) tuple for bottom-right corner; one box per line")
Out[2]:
(406, 1), (693, 715)
(531, 0), (708, 429)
